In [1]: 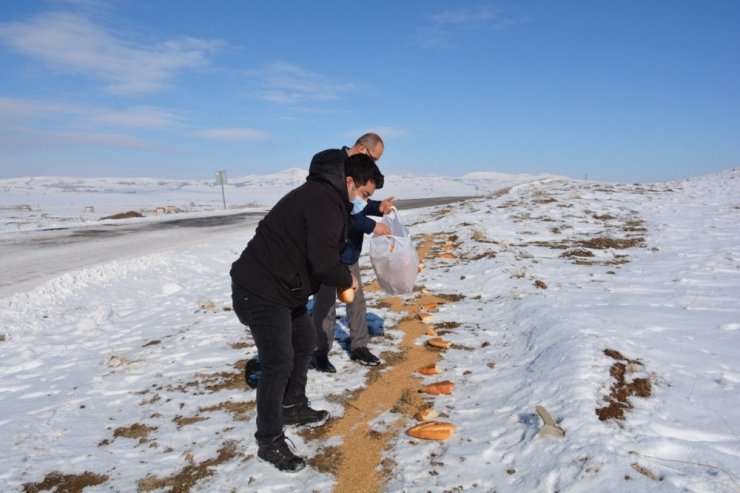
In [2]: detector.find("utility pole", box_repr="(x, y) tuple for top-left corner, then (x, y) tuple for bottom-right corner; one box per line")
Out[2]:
(215, 170), (227, 210)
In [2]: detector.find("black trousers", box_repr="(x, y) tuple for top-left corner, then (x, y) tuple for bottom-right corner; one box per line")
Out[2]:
(231, 283), (316, 442)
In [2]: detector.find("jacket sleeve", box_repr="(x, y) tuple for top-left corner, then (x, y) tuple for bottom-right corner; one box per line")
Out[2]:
(364, 199), (382, 217)
(351, 212), (377, 235)
(305, 192), (353, 289)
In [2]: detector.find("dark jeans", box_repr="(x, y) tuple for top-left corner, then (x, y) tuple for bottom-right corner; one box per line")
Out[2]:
(231, 282), (316, 442)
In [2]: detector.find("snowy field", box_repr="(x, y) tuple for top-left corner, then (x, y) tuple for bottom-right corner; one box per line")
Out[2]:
(0, 168), (739, 492)
(0, 169), (547, 234)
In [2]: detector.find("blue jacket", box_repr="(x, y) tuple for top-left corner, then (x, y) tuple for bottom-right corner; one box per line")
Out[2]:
(341, 199), (382, 265)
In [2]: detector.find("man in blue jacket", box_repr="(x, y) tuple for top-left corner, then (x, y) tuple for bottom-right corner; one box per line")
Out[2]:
(310, 133), (394, 372)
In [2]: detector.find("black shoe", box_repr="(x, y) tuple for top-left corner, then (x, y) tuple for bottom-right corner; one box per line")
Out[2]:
(350, 347), (380, 366)
(257, 434), (306, 472)
(283, 400), (330, 426)
(309, 353), (336, 373)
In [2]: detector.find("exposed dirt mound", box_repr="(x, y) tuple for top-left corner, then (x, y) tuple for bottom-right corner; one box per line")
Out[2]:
(113, 423), (157, 441)
(577, 237), (644, 250)
(23, 471), (109, 493)
(100, 211), (143, 220)
(596, 349), (653, 422)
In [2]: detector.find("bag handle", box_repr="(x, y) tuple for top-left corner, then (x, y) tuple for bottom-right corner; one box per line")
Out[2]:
(382, 207), (406, 237)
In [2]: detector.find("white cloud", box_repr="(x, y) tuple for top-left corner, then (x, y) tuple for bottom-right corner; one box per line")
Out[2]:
(0, 96), (179, 129)
(0, 96), (80, 121)
(417, 5), (531, 48)
(0, 96), (183, 154)
(0, 11), (220, 94)
(190, 128), (271, 142)
(0, 126), (179, 152)
(254, 63), (356, 105)
(91, 107), (180, 128)
(47, 129), (176, 150)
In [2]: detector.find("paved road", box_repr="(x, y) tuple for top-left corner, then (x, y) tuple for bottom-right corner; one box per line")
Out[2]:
(0, 196), (475, 298)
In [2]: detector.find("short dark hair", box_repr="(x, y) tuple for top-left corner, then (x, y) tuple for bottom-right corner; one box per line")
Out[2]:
(354, 132), (383, 149)
(344, 153), (384, 189)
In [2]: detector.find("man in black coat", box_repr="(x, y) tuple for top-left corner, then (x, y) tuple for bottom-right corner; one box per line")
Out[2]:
(230, 152), (383, 472)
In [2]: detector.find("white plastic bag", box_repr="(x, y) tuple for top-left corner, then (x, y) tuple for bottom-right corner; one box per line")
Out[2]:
(369, 208), (419, 295)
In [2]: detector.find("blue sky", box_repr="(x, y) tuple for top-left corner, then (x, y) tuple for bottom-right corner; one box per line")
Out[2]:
(1, 0), (738, 182)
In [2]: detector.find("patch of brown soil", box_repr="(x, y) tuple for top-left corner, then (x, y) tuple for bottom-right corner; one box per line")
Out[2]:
(577, 237), (644, 250)
(199, 400), (255, 421)
(596, 349), (653, 422)
(435, 321), (461, 330)
(468, 251), (497, 260)
(593, 214), (617, 221)
(308, 445), (343, 474)
(174, 415), (209, 428)
(100, 211), (143, 220)
(167, 360), (247, 393)
(532, 196), (557, 204)
(364, 279), (382, 293)
(435, 293), (466, 303)
(416, 233), (435, 259)
(113, 423), (157, 441)
(623, 219), (647, 233)
(23, 471), (109, 493)
(561, 248), (595, 258)
(137, 441), (238, 492)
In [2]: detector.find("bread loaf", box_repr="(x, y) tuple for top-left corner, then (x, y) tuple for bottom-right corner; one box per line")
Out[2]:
(406, 421), (456, 440)
(416, 363), (440, 376)
(427, 337), (451, 349)
(337, 287), (354, 303)
(414, 407), (439, 421)
(420, 380), (454, 395)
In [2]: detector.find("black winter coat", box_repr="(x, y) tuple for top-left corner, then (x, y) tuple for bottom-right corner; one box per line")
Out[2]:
(230, 149), (353, 308)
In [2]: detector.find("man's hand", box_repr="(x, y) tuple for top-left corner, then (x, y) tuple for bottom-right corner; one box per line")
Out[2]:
(373, 223), (391, 236)
(351, 274), (360, 291)
(380, 196), (395, 214)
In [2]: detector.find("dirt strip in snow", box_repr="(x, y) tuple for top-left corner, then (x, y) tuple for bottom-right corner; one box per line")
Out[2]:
(297, 233), (465, 493)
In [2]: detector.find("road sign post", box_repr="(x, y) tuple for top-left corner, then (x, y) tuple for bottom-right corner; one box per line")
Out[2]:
(215, 170), (227, 210)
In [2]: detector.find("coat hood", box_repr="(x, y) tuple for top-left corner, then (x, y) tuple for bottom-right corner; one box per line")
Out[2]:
(307, 148), (349, 202)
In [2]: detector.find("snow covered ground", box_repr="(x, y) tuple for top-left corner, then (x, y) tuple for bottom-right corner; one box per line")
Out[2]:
(0, 168), (738, 492)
